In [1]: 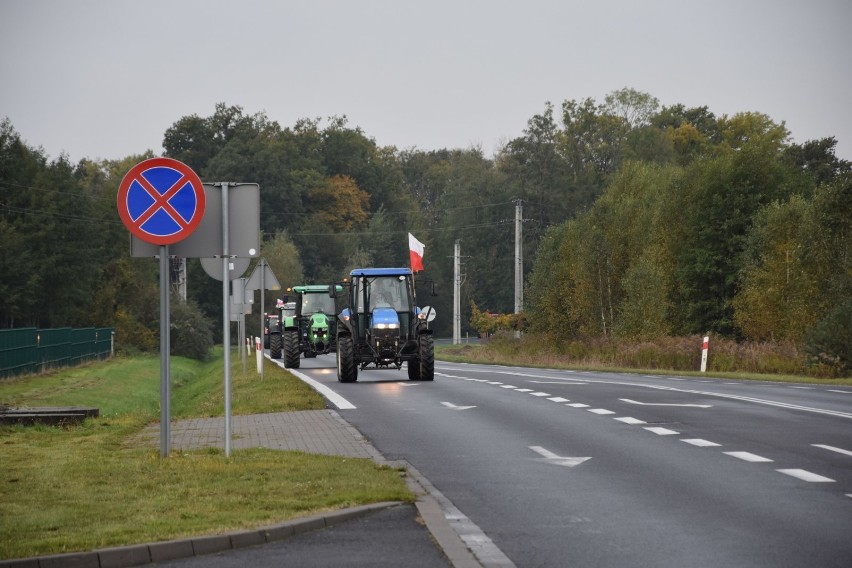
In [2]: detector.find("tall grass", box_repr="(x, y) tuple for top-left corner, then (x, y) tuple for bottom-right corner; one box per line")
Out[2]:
(439, 332), (852, 383)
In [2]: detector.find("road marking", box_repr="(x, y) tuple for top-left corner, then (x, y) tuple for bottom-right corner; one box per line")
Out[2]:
(614, 417), (646, 425)
(812, 444), (852, 457)
(644, 427), (680, 436)
(529, 380), (588, 385)
(790, 386), (814, 390)
(530, 392), (551, 397)
(828, 390), (852, 394)
(500, 385), (518, 389)
(588, 408), (616, 415)
(487, 381), (503, 385)
(529, 446), (591, 468)
(441, 402), (477, 411)
(515, 388), (534, 393)
(620, 398), (712, 408)
(567, 403), (590, 408)
(725, 451), (773, 463)
(547, 397), (570, 403)
(270, 359), (357, 410)
(777, 469), (834, 483)
(681, 438), (721, 447)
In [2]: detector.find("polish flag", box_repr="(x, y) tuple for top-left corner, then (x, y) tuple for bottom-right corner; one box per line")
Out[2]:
(409, 233), (425, 272)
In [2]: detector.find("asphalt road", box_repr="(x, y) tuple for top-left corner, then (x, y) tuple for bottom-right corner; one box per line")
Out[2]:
(294, 355), (852, 568)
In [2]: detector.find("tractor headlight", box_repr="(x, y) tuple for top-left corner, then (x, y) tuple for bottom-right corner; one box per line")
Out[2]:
(375, 323), (399, 329)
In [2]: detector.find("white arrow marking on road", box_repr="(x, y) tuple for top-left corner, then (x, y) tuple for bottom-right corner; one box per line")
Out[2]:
(620, 398), (712, 408)
(441, 402), (477, 411)
(529, 446), (591, 468)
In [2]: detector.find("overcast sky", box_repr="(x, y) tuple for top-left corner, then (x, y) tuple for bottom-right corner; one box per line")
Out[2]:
(2, 0), (851, 164)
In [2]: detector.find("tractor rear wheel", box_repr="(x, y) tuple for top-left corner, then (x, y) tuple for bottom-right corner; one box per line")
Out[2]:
(269, 333), (282, 359)
(337, 336), (358, 383)
(283, 330), (300, 368)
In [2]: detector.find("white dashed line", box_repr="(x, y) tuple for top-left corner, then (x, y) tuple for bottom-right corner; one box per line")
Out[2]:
(567, 403), (590, 408)
(777, 469), (834, 483)
(529, 392), (551, 397)
(725, 451), (773, 463)
(828, 390), (852, 394)
(681, 438), (721, 447)
(790, 386), (814, 390)
(487, 381), (503, 385)
(500, 385), (518, 389)
(588, 408), (616, 415)
(614, 417), (646, 425)
(644, 427), (679, 436)
(515, 388), (534, 393)
(547, 397), (570, 403)
(812, 444), (852, 457)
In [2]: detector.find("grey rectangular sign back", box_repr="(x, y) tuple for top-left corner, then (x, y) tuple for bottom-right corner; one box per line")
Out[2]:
(131, 183), (260, 258)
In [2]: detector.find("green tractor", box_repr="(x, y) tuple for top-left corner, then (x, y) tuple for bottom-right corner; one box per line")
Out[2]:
(279, 285), (342, 369)
(333, 268), (436, 383)
(268, 299), (295, 360)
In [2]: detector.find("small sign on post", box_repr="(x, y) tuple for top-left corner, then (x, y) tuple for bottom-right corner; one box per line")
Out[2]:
(700, 335), (710, 372)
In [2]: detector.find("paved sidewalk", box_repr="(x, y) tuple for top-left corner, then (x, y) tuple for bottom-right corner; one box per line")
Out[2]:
(133, 409), (383, 460)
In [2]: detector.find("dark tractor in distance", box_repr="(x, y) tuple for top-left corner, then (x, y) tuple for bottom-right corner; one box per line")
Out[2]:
(280, 285), (342, 369)
(268, 299), (295, 360)
(333, 268), (436, 383)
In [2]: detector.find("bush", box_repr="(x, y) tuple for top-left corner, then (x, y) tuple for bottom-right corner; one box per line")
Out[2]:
(805, 300), (852, 377)
(170, 296), (214, 360)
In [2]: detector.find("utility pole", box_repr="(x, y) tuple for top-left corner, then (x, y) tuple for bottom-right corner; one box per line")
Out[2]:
(514, 199), (523, 320)
(453, 239), (461, 345)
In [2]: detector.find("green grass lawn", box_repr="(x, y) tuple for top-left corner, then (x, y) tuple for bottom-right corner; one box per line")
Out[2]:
(0, 349), (412, 560)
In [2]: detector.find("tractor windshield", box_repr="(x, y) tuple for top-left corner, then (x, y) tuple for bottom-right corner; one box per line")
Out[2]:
(301, 294), (335, 315)
(367, 276), (410, 312)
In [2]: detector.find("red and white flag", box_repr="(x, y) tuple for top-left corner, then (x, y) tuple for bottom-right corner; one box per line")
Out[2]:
(408, 233), (425, 272)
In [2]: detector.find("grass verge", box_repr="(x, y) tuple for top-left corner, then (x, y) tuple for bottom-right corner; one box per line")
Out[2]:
(0, 349), (412, 560)
(437, 337), (852, 386)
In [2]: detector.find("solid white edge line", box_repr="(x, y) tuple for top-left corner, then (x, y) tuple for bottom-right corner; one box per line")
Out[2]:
(268, 357), (356, 410)
(777, 469), (835, 483)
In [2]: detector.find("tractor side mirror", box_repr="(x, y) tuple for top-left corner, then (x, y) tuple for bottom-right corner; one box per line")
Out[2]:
(329, 284), (337, 299)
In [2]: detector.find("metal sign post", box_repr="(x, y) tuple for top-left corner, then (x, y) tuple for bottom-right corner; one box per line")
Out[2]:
(246, 259), (282, 380)
(222, 182), (232, 458)
(118, 158), (205, 459)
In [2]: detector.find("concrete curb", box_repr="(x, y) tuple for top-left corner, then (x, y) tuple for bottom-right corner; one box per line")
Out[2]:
(0, 502), (403, 568)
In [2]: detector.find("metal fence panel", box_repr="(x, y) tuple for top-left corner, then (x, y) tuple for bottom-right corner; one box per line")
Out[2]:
(0, 327), (114, 379)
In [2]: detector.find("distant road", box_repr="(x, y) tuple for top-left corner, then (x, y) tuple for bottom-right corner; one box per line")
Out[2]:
(298, 356), (852, 567)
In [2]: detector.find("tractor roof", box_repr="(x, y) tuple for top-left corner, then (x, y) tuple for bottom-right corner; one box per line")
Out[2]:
(292, 284), (343, 294)
(349, 268), (413, 277)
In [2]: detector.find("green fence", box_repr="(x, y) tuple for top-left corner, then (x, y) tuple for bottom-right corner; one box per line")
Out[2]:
(0, 327), (114, 379)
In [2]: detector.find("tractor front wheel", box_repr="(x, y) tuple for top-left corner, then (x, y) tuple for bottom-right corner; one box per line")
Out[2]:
(337, 336), (358, 383)
(283, 330), (300, 368)
(418, 335), (435, 381)
(269, 333), (282, 359)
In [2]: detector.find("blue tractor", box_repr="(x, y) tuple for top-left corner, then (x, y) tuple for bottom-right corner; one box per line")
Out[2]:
(333, 268), (435, 383)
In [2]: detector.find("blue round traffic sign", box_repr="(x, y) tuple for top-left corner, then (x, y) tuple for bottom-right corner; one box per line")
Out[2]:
(117, 157), (205, 245)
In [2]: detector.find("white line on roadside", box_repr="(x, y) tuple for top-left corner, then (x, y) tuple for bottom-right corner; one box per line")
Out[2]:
(567, 403), (590, 408)
(588, 408), (616, 415)
(529, 392), (551, 397)
(270, 359), (356, 410)
(547, 397), (570, 403)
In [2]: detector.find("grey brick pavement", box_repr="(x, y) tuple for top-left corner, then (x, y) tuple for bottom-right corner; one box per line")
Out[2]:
(133, 409), (384, 461)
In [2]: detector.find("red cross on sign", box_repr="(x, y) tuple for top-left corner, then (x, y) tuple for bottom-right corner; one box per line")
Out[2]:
(117, 157), (206, 245)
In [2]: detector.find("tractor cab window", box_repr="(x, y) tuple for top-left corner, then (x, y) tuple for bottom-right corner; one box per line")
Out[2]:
(367, 276), (410, 312)
(301, 294), (335, 315)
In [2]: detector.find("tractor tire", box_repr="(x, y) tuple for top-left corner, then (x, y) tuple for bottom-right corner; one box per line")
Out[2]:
(418, 335), (435, 381)
(269, 333), (282, 359)
(337, 335), (358, 383)
(283, 330), (300, 369)
(407, 359), (420, 381)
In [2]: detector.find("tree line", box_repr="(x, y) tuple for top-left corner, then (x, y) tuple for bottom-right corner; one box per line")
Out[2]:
(1, 89), (849, 372)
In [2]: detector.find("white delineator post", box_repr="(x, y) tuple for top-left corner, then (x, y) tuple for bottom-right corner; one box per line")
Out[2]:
(700, 335), (709, 372)
(255, 337), (262, 374)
